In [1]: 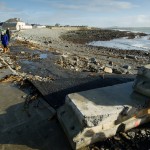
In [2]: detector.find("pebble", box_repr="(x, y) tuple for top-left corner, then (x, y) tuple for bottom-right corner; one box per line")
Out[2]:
(127, 131), (136, 139)
(104, 67), (113, 73)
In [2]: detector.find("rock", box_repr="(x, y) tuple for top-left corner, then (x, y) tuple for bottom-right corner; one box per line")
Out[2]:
(126, 55), (137, 60)
(15, 65), (21, 70)
(127, 131), (136, 139)
(120, 132), (131, 140)
(109, 61), (113, 66)
(44, 41), (48, 44)
(89, 57), (97, 64)
(133, 64), (150, 97)
(89, 64), (99, 72)
(104, 67), (112, 73)
(114, 136), (121, 141)
(0, 62), (3, 68)
(141, 130), (146, 135)
(20, 51), (25, 54)
(113, 68), (127, 74)
(68, 59), (77, 66)
(123, 65), (131, 70)
(22, 95), (27, 98)
(62, 53), (69, 58)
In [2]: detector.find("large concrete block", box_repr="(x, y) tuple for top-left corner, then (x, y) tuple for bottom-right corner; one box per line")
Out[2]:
(57, 82), (150, 149)
(133, 64), (150, 97)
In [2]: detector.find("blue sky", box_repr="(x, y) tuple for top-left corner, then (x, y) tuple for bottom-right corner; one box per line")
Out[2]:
(0, 0), (150, 27)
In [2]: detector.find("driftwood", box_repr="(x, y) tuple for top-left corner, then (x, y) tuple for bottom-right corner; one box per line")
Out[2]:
(73, 108), (150, 149)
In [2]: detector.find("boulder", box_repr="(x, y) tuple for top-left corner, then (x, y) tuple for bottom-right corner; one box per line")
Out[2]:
(133, 64), (150, 97)
(104, 67), (113, 73)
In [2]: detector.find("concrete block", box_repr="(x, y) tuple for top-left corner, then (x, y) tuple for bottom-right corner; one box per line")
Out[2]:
(57, 82), (150, 149)
(133, 64), (150, 97)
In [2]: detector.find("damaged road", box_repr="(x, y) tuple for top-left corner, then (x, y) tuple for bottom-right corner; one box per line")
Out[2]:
(0, 32), (150, 150)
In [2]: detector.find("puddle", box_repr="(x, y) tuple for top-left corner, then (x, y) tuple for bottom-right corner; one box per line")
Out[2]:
(40, 54), (47, 59)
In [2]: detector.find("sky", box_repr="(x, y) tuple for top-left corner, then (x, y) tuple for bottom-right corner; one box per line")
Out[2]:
(0, 0), (150, 27)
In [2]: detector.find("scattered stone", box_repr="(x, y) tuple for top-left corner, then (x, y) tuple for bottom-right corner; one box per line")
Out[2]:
(109, 61), (113, 66)
(89, 57), (97, 64)
(114, 136), (121, 141)
(127, 131), (136, 139)
(123, 65), (131, 70)
(103, 67), (112, 73)
(126, 55), (137, 60)
(20, 51), (25, 54)
(120, 132), (131, 140)
(22, 95), (27, 98)
(113, 68), (127, 74)
(15, 65), (21, 70)
(141, 130), (146, 135)
(89, 64), (99, 72)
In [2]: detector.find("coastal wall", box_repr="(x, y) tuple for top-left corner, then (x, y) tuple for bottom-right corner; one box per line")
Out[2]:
(50, 26), (92, 30)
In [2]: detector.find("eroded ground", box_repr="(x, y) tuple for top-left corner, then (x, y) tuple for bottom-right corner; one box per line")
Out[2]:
(0, 28), (150, 150)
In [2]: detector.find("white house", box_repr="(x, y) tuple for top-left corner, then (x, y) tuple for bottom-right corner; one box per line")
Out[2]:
(2, 18), (32, 30)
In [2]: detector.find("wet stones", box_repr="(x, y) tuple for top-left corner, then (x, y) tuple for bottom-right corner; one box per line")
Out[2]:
(57, 53), (135, 75)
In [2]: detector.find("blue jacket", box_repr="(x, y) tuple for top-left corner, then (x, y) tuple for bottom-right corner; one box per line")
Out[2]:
(1, 34), (8, 45)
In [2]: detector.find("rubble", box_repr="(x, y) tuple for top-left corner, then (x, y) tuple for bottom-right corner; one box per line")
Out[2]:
(56, 53), (138, 75)
(58, 81), (150, 149)
(0, 28), (149, 150)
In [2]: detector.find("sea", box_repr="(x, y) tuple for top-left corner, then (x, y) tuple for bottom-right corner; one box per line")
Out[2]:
(88, 27), (150, 51)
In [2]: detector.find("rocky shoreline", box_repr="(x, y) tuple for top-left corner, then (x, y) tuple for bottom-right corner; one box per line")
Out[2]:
(13, 28), (150, 76)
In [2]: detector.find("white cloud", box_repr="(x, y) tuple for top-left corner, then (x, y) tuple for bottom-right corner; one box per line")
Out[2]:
(107, 15), (150, 27)
(55, 0), (138, 12)
(0, 2), (16, 12)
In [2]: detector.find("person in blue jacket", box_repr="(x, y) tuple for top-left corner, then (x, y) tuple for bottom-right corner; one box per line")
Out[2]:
(1, 31), (9, 53)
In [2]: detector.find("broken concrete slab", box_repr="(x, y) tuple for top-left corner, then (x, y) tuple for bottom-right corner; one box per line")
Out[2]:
(57, 82), (150, 149)
(133, 64), (150, 97)
(30, 76), (134, 108)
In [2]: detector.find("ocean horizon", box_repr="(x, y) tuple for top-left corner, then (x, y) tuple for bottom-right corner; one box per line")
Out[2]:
(109, 27), (150, 34)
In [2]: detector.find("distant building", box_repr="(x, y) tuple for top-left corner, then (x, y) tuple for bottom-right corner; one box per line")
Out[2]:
(2, 18), (32, 30)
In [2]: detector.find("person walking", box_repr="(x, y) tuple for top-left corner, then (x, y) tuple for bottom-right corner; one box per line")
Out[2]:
(1, 31), (9, 53)
(6, 28), (10, 41)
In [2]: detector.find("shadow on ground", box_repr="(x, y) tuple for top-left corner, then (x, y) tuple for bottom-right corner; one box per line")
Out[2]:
(0, 83), (71, 150)
(30, 75), (135, 108)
